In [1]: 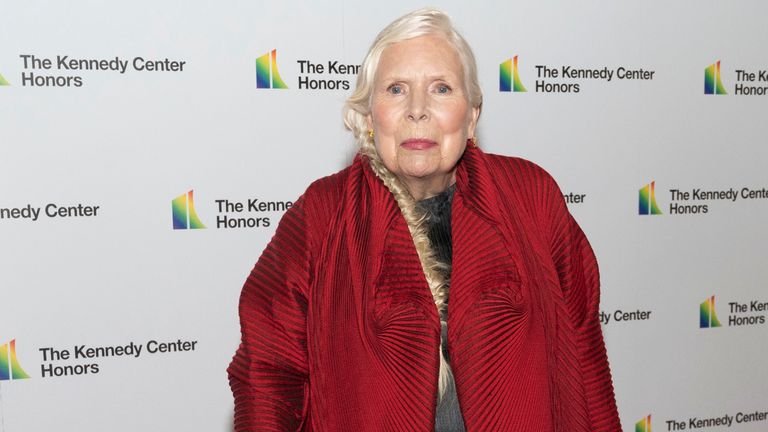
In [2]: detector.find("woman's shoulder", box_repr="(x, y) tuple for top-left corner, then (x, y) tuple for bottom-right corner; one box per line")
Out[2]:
(478, 151), (560, 193)
(291, 161), (361, 230)
(300, 160), (361, 206)
(474, 150), (577, 251)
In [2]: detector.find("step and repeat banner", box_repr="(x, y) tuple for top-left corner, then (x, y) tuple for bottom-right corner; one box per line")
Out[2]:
(1, 1), (766, 431)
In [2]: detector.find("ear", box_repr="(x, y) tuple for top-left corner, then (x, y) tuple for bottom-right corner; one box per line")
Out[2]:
(365, 113), (373, 132)
(467, 105), (480, 139)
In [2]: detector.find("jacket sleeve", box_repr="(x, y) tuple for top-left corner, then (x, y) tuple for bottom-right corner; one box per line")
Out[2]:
(543, 177), (622, 432)
(228, 197), (312, 431)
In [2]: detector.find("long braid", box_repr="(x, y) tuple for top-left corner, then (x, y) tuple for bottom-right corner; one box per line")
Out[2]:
(359, 141), (454, 401)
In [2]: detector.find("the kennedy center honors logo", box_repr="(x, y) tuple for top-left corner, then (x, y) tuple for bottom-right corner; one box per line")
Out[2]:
(704, 60), (727, 95)
(639, 181), (663, 215)
(500, 56), (527, 92)
(256, 49), (288, 89)
(1, 339), (31, 380)
(700, 295), (722, 328)
(172, 190), (206, 230)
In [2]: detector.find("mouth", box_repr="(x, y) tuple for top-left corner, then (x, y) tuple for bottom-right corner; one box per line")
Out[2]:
(400, 138), (438, 150)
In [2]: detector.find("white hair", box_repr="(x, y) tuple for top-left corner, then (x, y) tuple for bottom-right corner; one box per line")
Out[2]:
(343, 8), (483, 401)
(344, 8), (482, 151)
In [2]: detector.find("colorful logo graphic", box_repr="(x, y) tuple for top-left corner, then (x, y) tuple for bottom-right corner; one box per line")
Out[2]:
(639, 181), (663, 215)
(700, 295), (722, 328)
(500, 56), (527, 92)
(636, 414), (652, 432)
(0, 72), (9, 86)
(256, 49), (288, 89)
(1, 339), (31, 380)
(704, 60), (727, 95)
(172, 190), (206, 230)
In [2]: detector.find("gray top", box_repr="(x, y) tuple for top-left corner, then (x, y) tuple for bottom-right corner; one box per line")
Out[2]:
(417, 185), (466, 432)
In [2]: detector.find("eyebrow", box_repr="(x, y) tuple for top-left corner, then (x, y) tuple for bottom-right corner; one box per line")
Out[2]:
(377, 74), (458, 83)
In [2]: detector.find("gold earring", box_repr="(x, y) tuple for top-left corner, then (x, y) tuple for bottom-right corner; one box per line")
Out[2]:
(468, 137), (477, 148)
(368, 129), (375, 138)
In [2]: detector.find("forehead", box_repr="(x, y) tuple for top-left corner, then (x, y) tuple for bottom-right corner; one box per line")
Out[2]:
(376, 35), (463, 80)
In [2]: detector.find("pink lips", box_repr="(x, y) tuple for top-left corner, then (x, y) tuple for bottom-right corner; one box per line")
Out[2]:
(400, 138), (438, 150)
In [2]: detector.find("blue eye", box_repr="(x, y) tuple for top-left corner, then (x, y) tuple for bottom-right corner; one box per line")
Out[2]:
(388, 84), (403, 95)
(436, 84), (451, 94)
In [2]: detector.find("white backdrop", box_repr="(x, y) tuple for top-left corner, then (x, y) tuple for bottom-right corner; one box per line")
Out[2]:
(1, 1), (767, 431)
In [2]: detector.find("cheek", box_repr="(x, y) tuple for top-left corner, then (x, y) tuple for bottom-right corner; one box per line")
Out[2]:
(371, 102), (401, 134)
(370, 103), (402, 159)
(435, 102), (471, 134)
(370, 109), (396, 164)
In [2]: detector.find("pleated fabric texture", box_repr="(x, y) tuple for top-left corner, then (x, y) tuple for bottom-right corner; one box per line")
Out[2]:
(228, 146), (621, 431)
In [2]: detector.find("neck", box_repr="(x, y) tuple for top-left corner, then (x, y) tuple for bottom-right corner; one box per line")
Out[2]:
(401, 172), (456, 201)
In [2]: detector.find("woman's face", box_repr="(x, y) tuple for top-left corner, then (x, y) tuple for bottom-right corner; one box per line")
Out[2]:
(367, 35), (479, 200)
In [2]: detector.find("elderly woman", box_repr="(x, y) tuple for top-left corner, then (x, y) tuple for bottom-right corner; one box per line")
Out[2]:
(229, 8), (620, 432)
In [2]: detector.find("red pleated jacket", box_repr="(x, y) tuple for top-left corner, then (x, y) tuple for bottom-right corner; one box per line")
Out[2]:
(228, 146), (621, 431)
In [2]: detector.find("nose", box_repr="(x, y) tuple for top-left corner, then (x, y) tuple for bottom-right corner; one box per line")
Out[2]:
(406, 90), (429, 122)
